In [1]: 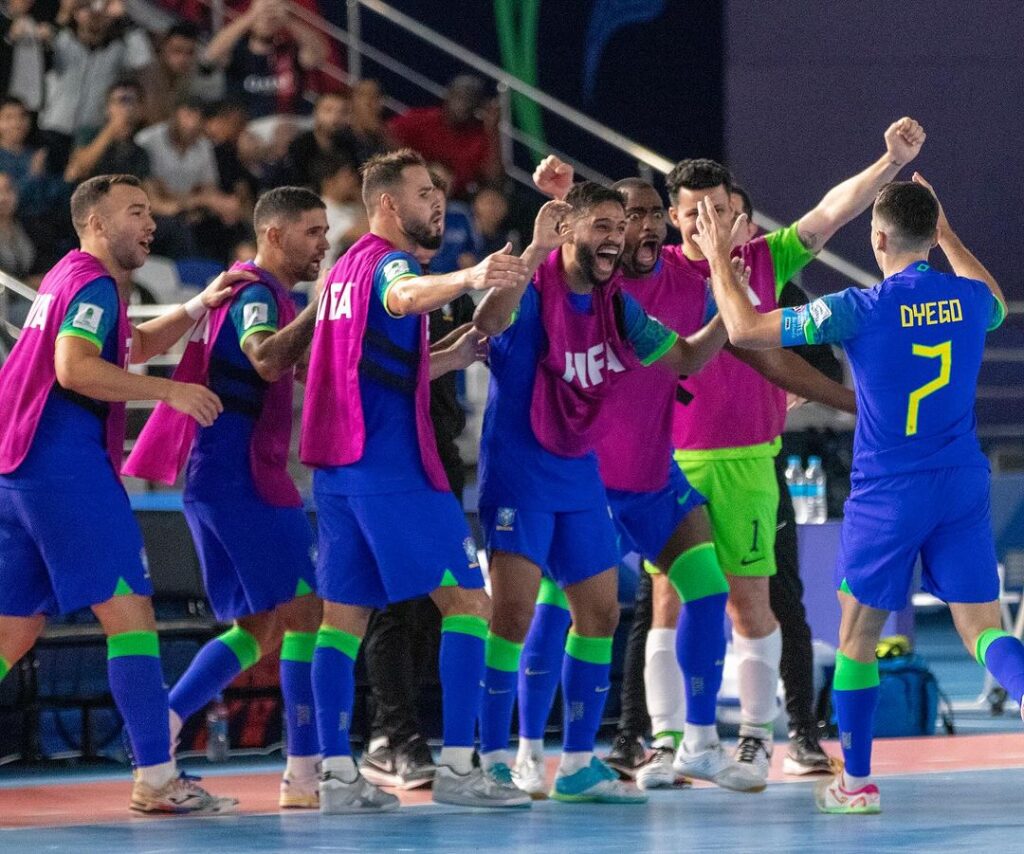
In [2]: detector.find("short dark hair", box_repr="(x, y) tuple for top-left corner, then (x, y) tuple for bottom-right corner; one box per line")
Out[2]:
(565, 181), (625, 217)
(107, 78), (143, 100)
(611, 176), (656, 196)
(253, 186), (326, 231)
(360, 148), (427, 209)
(163, 22), (200, 42)
(665, 158), (733, 204)
(873, 181), (939, 251)
(730, 184), (754, 219)
(69, 174), (143, 236)
(0, 96), (27, 113)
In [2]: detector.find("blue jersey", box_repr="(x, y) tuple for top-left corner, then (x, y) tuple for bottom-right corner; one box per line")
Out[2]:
(314, 250), (433, 495)
(479, 282), (676, 512)
(0, 277), (120, 489)
(781, 261), (1005, 480)
(185, 284), (279, 501)
(429, 202), (480, 275)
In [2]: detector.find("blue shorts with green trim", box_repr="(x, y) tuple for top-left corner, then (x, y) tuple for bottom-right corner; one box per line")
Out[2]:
(837, 466), (998, 611)
(608, 463), (706, 564)
(0, 472), (151, 617)
(184, 493), (316, 621)
(315, 488), (483, 609)
(479, 504), (619, 588)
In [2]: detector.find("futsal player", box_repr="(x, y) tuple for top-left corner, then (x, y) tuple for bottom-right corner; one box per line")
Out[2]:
(124, 187), (331, 808)
(0, 175), (241, 813)
(693, 173), (1024, 814)
(473, 181), (728, 803)
(301, 149), (531, 813)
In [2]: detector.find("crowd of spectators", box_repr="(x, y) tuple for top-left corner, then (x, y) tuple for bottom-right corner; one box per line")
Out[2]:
(0, 0), (521, 297)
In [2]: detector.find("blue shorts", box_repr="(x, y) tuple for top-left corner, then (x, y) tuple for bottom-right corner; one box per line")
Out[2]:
(479, 504), (620, 588)
(0, 477), (151, 617)
(608, 464), (707, 563)
(315, 488), (483, 609)
(837, 466), (998, 611)
(184, 495), (316, 622)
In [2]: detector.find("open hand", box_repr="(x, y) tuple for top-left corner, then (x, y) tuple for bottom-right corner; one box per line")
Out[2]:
(200, 268), (259, 309)
(467, 243), (529, 291)
(731, 256), (752, 291)
(438, 323), (488, 371)
(165, 382), (223, 427)
(694, 199), (744, 262)
(532, 199), (573, 251)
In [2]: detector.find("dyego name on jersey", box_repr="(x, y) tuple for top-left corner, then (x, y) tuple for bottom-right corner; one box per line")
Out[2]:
(899, 298), (963, 328)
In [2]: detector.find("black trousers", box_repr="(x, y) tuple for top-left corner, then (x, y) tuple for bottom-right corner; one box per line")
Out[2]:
(361, 439), (463, 743)
(616, 463), (819, 734)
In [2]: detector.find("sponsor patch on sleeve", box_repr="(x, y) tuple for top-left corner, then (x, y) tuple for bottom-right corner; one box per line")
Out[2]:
(243, 302), (270, 330)
(71, 303), (104, 334)
(383, 258), (412, 285)
(808, 298), (832, 328)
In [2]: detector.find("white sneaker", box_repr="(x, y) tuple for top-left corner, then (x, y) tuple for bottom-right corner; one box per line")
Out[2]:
(636, 746), (691, 790)
(734, 731), (772, 788)
(279, 773), (319, 809)
(319, 772), (400, 815)
(432, 765), (531, 808)
(131, 773), (238, 814)
(673, 742), (766, 793)
(512, 754), (548, 799)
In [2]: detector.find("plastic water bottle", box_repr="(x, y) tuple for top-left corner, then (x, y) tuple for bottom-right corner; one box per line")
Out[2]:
(805, 455), (828, 523)
(784, 455), (809, 524)
(206, 696), (229, 762)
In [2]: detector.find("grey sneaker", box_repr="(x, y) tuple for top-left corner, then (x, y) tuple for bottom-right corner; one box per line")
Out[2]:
(636, 746), (691, 790)
(432, 765), (532, 808)
(131, 772), (238, 814)
(319, 771), (400, 815)
(673, 742), (766, 793)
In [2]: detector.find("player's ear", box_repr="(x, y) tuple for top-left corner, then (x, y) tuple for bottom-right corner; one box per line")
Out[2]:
(873, 227), (886, 254)
(667, 205), (681, 229)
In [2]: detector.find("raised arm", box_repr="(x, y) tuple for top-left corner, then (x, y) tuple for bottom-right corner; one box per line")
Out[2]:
(731, 346), (855, 414)
(532, 155), (575, 201)
(794, 117), (925, 253)
(130, 269), (255, 363)
(386, 243), (528, 319)
(654, 314), (728, 376)
(202, 3), (256, 68)
(473, 199), (572, 336)
(912, 172), (1006, 313)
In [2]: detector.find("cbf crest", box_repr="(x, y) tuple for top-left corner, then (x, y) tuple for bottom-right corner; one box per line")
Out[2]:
(496, 507), (516, 531)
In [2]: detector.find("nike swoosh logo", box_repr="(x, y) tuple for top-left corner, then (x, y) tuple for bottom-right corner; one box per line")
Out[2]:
(677, 489), (693, 505)
(739, 555), (765, 566)
(524, 669), (549, 677)
(595, 686), (610, 693)
(776, 521), (787, 531)
(488, 688), (511, 695)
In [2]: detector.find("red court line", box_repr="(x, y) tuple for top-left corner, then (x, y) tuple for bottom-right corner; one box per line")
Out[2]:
(2, 732), (1023, 830)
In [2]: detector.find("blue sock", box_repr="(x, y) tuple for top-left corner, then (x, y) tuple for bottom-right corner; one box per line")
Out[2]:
(168, 625), (260, 723)
(676, 593), (728, 725)
(107, 631), (171, 768)
(312, 626), (360, 758)
(480, 633), (522, 755)
(439, 615), (487, 747)
(667, 543), (730, 726)
(977, 629), (1024, 705)
(518, 584), (571, 740)
(832, 652), (880, 778)
(562, 632), (613, 752)
(280, 631), (318, 757)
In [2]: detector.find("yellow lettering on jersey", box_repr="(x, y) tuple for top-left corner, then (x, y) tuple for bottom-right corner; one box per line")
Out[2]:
(900, 299), (963, 328)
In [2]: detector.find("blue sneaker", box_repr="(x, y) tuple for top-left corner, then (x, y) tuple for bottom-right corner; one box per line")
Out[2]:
(550, 757), (648, 803)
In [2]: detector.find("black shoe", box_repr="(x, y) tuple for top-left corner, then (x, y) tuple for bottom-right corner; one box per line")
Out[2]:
(783, 726), (833, 776)
(360, 735), (436, 790)
(602, 732), (647, 780)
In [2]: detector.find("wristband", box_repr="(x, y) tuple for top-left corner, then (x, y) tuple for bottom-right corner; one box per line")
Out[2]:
(184, 295), (207, 320)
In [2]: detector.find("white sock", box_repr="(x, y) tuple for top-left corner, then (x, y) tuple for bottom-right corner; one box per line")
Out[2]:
(558, 750), (593, 774)
(479, 749), (511, 771)
(516, 738), (544, 764)
(168, 709), (183, 749)
(137, 759), (176, 789)
(323, 755), (357, 782)
(733, 626), (782, 729)
(439, 746), (474, 775)
(682, 724), (718, 754)
(284, 754), (321, 781)
(843, 771), (870, 790)
(644, 628), (686, 736)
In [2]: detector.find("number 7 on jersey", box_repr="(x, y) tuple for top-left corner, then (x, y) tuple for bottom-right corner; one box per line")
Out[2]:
(905, 340), (951, 436)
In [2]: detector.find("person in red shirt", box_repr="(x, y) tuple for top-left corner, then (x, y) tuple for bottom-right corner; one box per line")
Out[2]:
(388, 75), (502, 198)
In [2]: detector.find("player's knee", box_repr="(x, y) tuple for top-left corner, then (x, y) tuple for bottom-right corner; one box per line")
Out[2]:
(575, 598), (620, 638)
(489, 601), (534, 641)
